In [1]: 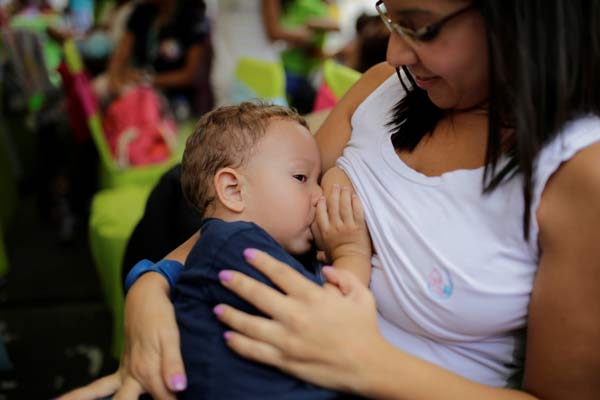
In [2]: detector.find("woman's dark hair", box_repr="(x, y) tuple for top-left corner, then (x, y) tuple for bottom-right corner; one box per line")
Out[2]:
(388, 0), (600, 239)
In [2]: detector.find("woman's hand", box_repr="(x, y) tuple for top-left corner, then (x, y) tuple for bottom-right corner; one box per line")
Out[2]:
(113, 272), (187, 399)
(213, 249), (384, 395)
(56, 371), (121, 400)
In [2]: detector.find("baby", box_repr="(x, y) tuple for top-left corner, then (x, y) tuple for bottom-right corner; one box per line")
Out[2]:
(174, 102), (371, 399)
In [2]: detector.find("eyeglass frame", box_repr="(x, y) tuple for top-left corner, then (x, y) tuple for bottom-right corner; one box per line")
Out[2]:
(375, 0), (478, 43)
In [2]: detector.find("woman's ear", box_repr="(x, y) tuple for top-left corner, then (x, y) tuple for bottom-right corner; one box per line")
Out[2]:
(213, 167), (245, 213)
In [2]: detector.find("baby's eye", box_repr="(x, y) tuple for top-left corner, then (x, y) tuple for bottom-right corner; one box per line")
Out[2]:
(293, 174), (308, 183)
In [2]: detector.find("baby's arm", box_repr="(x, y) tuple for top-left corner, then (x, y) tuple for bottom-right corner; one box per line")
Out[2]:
(315, 166), (371, 286)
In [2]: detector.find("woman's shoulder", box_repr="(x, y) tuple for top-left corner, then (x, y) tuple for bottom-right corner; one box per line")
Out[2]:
(361, 62), (397, 88)
(351, 62), (396, 103)
(536, 115), (600, 246)
(334, 62), (396, 120)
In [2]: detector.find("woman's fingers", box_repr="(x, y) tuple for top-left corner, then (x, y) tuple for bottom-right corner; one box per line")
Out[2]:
(121, 272), (183, 399)
(216, 305), (288, 357)
(113, 376), (146, 400)
(56, 372), (121, 400)
(223, 330), (288, 369)
(160, 330), (187, 393)
(238, 249), (321, 300)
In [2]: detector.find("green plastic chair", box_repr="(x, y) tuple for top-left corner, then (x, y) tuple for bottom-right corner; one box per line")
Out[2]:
(323, 59), (361, 100)
(62, 40), (187, 189)
(231, 57), (288, 106)
(88, 184), (153, 357)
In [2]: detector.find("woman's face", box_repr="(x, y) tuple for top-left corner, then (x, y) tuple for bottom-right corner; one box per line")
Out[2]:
(382, 0), (489, 110)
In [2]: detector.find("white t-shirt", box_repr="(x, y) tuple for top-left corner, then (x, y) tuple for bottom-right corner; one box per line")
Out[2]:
(337, 72), (600, 386)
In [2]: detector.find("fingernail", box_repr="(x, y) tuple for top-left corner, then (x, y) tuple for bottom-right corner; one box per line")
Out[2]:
(219, 270), (233, 282)
(243, 248), (257, 261)
(169, 373), (187, 391)
(322, 265), (334, 272)
(213, 304), (224, 316)
(224, 331), (233, 340)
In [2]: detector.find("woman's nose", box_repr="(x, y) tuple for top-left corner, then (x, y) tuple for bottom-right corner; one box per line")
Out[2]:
(386, 31), (419, 68)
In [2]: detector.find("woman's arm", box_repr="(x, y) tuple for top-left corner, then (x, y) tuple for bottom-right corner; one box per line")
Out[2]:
(215, 250), (536, 399)
(261, 0), (313, 46)
(109, 232), (200, 398)
(523, 141), (600, 399)
(314, 62), (395, 170)
(107, 31), (135, 94)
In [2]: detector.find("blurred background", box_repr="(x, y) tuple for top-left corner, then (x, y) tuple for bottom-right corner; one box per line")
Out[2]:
(0, 0), (388, 397)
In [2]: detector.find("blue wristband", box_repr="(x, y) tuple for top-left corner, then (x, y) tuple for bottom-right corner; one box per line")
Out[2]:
(124, 259), (184, 294)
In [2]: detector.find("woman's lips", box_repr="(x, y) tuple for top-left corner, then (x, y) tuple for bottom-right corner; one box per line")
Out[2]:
(414, 75), (440, 89)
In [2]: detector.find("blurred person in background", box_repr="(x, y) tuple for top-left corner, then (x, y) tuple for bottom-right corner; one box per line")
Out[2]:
(97, 0), (210, 118)
(207, 0), (318, 108)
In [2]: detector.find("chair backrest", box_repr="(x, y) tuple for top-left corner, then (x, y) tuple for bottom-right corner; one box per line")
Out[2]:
(62, 39), (116, 173)
(323, 59), (361, 100)
(231, 58), (288, 106)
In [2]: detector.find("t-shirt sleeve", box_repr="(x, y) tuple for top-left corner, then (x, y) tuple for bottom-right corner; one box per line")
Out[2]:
(192, 226), (318, 314)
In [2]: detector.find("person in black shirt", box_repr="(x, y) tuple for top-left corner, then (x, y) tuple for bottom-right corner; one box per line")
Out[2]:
(104, 0), (209, 113)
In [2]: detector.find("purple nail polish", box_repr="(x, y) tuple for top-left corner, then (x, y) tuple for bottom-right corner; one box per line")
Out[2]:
(169, 373), (187, 391)
(243, 248), (257, 261)
(224, 331), (233, 340)
(213, 305), (224, 316)
(219, 270), (233, 282)
(322, 265), (334, 271)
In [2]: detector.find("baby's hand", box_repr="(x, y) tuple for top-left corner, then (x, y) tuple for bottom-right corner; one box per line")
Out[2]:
(314, 184), (371, 263)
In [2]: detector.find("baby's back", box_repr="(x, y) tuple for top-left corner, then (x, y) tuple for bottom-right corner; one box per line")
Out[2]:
(173, 218), (339, 399)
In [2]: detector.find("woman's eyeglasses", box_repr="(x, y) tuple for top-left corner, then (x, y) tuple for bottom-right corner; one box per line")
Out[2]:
(375, 0), (477, 43)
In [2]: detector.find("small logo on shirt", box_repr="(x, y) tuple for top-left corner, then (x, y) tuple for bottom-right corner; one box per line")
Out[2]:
(427, 267), (453, 299)
(159, 39), (182, 60)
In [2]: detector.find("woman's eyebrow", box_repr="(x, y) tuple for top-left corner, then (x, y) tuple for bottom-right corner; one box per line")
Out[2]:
(391, 8), (435, 19)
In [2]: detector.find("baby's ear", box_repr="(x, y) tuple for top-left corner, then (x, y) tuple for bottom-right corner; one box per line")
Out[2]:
(214, 167), (245, 213)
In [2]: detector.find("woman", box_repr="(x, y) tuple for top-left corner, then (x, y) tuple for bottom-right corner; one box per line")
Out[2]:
(208, 0), (316, 107)
(99, 0), (209, 114)
(61, 0), (600, 398)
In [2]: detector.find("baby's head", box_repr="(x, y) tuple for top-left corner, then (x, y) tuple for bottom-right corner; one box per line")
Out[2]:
(181, 102), (322, 255)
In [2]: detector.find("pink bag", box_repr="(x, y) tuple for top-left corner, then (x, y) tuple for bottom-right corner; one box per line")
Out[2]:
(312, 82), (337, 112)
(103, 87), (177, 167)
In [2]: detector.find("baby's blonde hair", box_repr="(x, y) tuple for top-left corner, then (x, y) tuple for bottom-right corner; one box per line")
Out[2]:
(181, 102), (308, 215)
